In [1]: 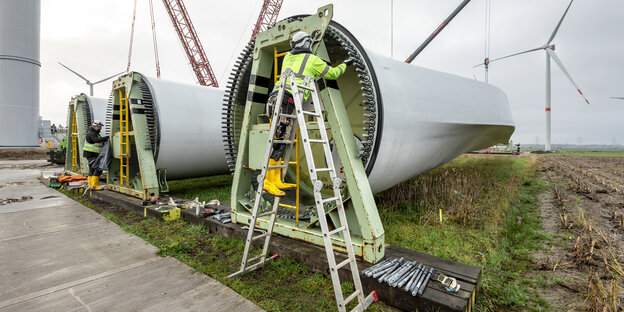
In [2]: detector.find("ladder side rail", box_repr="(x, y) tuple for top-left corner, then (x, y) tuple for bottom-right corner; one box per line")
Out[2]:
(258, 197), (281, 263)
(288, 73), (347, 310)
(235, 76), (290, 275)
(71, 111), (78, 172)
(310, 79), (370, 310)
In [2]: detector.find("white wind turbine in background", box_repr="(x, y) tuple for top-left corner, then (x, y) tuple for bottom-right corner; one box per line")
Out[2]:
(475, 0), (589, 152)
(58, 62), (124, 96)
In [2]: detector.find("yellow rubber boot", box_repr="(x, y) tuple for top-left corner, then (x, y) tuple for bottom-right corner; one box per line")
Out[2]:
(92, 176), (103, 190)
(268, 159), (296, 189)
(263, 180), (285, 197)
(87, 176), (93, 189)
(274, 161), (296, 189)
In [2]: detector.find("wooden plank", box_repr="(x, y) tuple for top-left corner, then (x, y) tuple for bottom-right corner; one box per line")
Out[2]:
(1, 257), (263, 312)
(385, 245), (481, 284)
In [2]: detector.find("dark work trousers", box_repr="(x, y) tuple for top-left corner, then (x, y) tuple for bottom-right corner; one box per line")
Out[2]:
(266, 91), (295, 160)
(87, 156), (102, 177)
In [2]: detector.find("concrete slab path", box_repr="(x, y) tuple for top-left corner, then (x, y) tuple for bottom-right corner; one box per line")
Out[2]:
(0, 160), (263, 312)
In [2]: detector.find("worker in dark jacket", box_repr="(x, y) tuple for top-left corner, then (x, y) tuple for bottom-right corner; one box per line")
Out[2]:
(263, 31), (354, 196)
(83, 120), (108, 190)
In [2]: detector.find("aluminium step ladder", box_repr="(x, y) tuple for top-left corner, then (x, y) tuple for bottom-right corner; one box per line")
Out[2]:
(226, 69), (376, 312)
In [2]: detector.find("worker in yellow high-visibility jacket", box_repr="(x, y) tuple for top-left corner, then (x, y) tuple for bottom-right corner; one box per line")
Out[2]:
(83, 120), (109, 190)
(263, 31), (354, 196)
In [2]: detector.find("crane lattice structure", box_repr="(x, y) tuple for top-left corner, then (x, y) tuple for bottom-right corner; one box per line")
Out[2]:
(161, 0), (219, 87)
(250, 0), (284, 40)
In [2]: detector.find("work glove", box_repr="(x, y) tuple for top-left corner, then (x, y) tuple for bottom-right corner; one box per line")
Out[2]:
(344, 56), (356, 66)
(103, 136), (109, 141)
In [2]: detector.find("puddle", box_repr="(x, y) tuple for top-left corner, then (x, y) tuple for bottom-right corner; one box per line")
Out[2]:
(0, 196), (33, 206)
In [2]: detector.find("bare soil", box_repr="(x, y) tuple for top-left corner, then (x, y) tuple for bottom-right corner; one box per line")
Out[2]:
(533, 156), (624, 311)
(0, 148), (48, 160)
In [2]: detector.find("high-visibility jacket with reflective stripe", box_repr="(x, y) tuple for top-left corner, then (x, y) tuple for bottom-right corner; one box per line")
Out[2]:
(273, 52), (346, 100)
(83, 137), (102, 153)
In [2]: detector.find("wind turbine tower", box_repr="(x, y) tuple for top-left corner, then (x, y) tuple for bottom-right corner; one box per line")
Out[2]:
(476, 0), (589, 151)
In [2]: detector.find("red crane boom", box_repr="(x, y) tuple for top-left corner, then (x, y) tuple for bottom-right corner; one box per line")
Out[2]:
(161, 0), (219, 87)
(250, 0), (284, 40)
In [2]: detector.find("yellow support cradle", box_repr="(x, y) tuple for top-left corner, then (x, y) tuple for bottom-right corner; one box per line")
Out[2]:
(118, 89), (130, 186)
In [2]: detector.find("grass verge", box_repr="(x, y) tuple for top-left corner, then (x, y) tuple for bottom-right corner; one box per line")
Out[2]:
(60, 154), (548, 311)
(59, 189), (391, 312)
(376, 156), (548, 311)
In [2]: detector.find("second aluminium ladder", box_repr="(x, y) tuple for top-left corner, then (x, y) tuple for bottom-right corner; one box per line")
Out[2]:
(226, 69), (377, 312)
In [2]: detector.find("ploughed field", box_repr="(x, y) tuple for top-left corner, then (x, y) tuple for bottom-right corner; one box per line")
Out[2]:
(537, 155), (624, 311)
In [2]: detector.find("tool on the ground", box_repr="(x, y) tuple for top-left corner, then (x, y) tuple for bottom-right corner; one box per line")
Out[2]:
(418, 267), (435, 295)
(404, 263), (423, 292)
(379, 258), (404, 283)
(154, 205), (180, 221)
(433, 271), (461, 293)
(361, 258), (392, 276)
(389, 261), (415, 287)
(412, 264), (430, 296)
(372, 258), (402, 279)
(396, 264), (419, 289)
(367, 258), (399, 277)
(200, 208), (220, 217)
(363, 256), (437, 297)
(213, 212), (231, 224)
(226, 69), (376, 311)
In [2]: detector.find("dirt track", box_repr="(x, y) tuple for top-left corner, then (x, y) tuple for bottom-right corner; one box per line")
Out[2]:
(536, 156), (624, 311)
(0, 148), (48, 160)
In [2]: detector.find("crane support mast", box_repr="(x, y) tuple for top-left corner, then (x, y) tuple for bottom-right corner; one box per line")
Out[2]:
(250, 0), (284, 40)
(405, 0), (471, 63)
(161, 0), (219, 87)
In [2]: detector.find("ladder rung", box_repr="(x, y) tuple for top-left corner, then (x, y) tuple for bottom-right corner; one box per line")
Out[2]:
(296, 84), (314, 91)
(302, 110), (320, 117)
(336, 258), (353, 270)
(273, 140), (294, 144)
(308, 139), (326, 144)
(315, 168), (332, 172)
(268, 165), (288, 169)
(322, 197), (339, 204)
(257, 211), (275, 218)
(226, 254), (278, 279)
(327, 226), (345, 237)
(279, 113), (296, 119)
(247, 254), (263, 263)
(278, 203), (296, 209)
(251, 233), (270, 241)
(344, 290), (361, 305)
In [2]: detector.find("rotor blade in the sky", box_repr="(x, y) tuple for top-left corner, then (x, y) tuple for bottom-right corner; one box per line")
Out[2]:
(58, 62), (90, 83)
(92, 71), (125, 85)
(546, 48), (589, 105)
(473, 46), (542, 67)
(547, 0), (574, 45)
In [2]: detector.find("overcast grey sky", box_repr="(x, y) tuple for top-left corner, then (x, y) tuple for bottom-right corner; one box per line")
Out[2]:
(40, 0), (624, 145)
